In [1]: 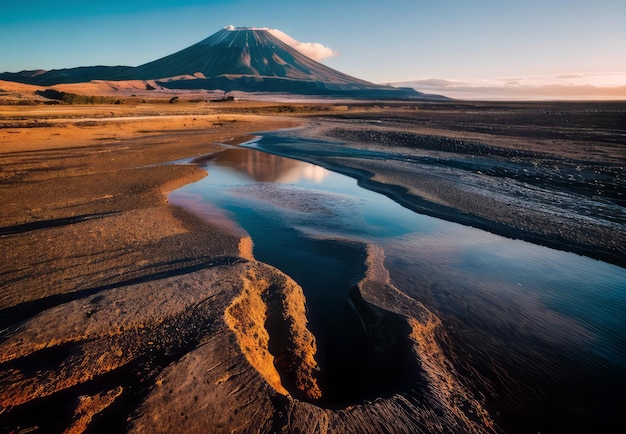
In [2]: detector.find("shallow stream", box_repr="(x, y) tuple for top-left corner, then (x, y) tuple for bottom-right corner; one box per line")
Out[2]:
(169, 132), (626, 426)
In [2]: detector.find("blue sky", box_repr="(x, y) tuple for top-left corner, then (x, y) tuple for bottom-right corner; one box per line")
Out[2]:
(2, 0), (625, 96)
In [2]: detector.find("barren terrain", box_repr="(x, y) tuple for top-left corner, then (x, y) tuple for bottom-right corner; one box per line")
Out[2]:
(0, 96), (624, 433)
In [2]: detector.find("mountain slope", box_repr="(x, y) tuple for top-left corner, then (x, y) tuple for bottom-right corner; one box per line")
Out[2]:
(131, 27), (369, 85)
(0, 26), (442, 99)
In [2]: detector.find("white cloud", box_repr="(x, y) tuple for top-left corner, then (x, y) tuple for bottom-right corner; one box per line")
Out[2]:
(487, 72), (626, 88)
(267, 29), (339, 62)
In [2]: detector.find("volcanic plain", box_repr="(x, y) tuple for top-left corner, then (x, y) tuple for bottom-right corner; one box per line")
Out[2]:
(1, 91), (625, 433)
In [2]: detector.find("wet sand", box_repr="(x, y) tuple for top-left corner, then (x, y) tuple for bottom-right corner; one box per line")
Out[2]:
(1, 100), (624, 433)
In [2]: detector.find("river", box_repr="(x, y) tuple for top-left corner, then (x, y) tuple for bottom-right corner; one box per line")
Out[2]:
(169, 132), (626, 431)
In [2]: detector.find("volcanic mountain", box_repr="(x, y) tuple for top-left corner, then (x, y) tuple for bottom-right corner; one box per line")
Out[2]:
(1, 26), (439, 99)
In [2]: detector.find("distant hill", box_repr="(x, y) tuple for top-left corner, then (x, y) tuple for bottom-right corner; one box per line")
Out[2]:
(1, 26), (445, 99)
(0, 66), (133, 87)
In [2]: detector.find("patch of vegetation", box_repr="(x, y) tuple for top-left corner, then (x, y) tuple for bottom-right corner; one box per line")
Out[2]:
(216, 105), (334, 115)
(35, 89), (65, 100)
(0, 100), (40, 106)
(35, 89), (122, 104)
(0, 121), (54, 129)
(61, 94), (122, 104)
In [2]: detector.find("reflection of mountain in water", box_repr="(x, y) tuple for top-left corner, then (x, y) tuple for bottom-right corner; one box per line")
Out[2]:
(198, 148), (328, 183)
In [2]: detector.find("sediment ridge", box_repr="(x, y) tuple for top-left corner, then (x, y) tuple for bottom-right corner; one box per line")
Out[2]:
(216, 237), (497, 433)
(350, 244), (496, 433)
(224, 260), (322, 401)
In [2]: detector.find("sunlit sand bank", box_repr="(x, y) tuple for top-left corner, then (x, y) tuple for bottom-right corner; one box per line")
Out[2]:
(0, 104), (301, 431)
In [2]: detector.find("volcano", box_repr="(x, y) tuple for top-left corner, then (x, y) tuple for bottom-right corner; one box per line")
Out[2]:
(1, 26), (439, 99)
(131, 26), (368, 84)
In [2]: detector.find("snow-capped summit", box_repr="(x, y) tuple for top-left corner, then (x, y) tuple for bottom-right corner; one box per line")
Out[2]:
(131, 26), (363, 84)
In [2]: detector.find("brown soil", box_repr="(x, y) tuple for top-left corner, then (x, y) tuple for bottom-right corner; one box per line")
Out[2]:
(0, 104), (301, 432)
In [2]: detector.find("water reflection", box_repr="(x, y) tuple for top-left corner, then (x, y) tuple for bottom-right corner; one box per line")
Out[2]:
(192, 148), (329, 184)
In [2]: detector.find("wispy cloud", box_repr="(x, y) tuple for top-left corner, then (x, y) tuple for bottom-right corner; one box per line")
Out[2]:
(392, 72), (626, 100)
(267, 29), (339, 62)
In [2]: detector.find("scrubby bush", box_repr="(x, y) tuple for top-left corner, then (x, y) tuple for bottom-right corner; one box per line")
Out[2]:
(61, 94), (122, 104)
(35, 89), (123, 104)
